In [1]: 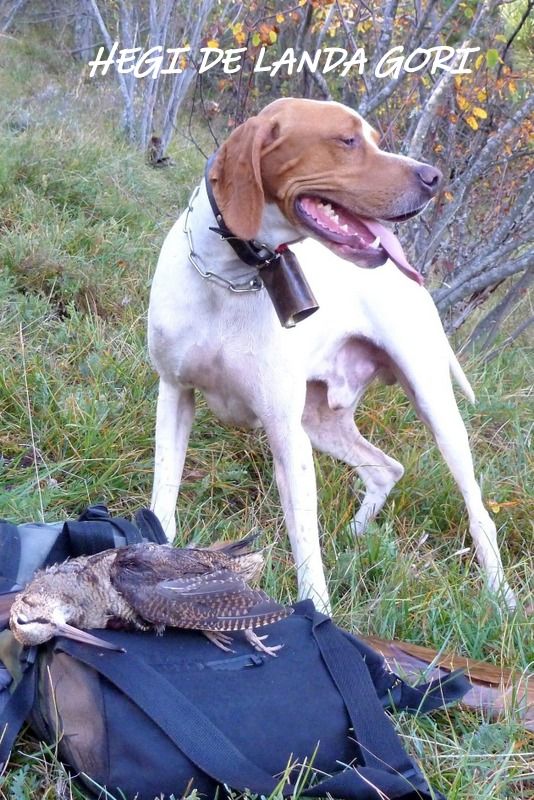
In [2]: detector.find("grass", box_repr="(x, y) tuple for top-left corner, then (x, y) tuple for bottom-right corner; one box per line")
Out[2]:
(0, 33), (533, 800)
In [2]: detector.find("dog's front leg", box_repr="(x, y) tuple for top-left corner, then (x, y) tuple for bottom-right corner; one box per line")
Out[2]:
(151, 379), (195, 542)
(265, 420), (330, 614)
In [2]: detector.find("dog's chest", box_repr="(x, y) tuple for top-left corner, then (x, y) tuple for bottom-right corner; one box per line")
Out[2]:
(179, 340), (263, 427)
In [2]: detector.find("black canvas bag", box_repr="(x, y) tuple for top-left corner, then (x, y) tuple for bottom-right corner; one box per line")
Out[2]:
(0, 606), (470, 800)
(0, 509), (470, 799)
(0, 504), (167, 594)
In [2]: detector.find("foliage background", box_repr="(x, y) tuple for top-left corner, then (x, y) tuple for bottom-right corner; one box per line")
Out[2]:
(3, 0), (528, 345)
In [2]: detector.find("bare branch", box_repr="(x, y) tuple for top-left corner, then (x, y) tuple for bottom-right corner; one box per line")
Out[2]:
(422, 94), (534, 270)
(1, 0), (26, 33)
(497, 0), (534, 78)
(466, 267), (534, 350)
(433, 253), (532, 313)
(87, 0), (135, 140)
(406, 46), (467, 160)
(485, 314), (534, 362)
(359, 0), (463, 116)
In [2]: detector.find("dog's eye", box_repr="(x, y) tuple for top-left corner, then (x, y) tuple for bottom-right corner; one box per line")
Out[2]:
(339, 136), (359, 148)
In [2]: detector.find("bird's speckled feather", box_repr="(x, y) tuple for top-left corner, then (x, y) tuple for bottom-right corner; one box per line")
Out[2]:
(10, 536), (292, 654)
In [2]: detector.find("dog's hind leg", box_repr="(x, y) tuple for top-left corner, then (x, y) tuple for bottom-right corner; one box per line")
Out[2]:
(402, 372), (516, 609)
(302, 381), (404, 536)
(151, 380), (195, 542)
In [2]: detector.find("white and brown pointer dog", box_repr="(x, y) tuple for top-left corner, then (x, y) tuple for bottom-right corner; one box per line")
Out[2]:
(148, 98), (514, 612)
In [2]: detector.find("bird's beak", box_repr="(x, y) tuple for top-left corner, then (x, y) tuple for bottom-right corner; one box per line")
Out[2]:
(55, 623), (125, 652)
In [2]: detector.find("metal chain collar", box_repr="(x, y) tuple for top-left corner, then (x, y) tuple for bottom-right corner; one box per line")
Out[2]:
(184, 186), (264, 293)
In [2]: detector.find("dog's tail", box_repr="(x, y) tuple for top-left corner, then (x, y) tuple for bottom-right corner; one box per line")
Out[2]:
(449, 347), (476, 403)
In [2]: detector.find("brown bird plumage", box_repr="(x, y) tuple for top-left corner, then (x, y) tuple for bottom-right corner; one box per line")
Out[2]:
(9, 535), (292, 656)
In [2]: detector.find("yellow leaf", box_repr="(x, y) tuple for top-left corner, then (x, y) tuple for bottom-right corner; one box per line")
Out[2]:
(473, 106), (487, 119)
(475, 53), (484, 70)
(508, 80), (518, 95)
(444, 191), (453, 201)
(477, 89), (487, 101)
(235, 31), (246, 44)
(494, 34), (507, 43)
(454, 76), (463, 88)
(206, 39), (219, 48)
(268, 29), (277, 44)
(276, 13), (285, 23)
(488, 500), (500, 514)
(457, 95), (470, 111)
(466, 116), (479, 130)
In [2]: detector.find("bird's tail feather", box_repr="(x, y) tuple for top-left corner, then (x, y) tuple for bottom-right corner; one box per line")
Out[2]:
(219, 598), (293, 629)
(207, 529), (263, 556)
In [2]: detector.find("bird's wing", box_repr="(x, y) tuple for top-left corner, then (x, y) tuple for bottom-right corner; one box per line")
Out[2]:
(114, 566), (291, 631)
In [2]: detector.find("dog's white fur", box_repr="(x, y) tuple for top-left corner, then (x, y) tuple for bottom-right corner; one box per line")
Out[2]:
(148, 110), (514, 612)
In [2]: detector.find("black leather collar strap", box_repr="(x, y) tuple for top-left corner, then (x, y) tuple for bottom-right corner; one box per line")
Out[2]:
(204, 154), (278, 268)
(203, 153), (320, 328)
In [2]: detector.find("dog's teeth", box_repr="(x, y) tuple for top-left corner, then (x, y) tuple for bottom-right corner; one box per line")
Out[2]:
(340, 224), (349, 232)
(371, 236), (380, 248)
(332, 214), (339, 224)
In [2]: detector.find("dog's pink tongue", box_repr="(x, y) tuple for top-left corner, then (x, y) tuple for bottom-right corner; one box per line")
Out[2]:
(361, 218), (424, 285)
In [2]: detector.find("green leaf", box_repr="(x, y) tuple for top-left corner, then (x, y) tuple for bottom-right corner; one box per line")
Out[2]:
(486, 49), (500, 68)
(9, 767), (30, 800)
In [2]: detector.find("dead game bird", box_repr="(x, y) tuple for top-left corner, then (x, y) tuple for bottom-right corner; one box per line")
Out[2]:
(9, 534), (292, 656)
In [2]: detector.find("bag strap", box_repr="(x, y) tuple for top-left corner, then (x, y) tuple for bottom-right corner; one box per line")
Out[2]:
(52, 506), (166, 561)
(308, 611), (442, 798)
(67, 504), (144, 555)
(134, 508), (168, 545)
(56, 638), (285, 797)
(0, 523), (22, 593)
(342, 630), (470, 714)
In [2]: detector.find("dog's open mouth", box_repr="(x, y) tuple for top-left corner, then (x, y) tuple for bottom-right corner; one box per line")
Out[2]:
(295, 196), (424, 284)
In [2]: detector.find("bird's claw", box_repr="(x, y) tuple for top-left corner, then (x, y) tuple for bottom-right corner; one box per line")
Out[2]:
(203, 631), (235, 652)
(244, 629), (283, 657)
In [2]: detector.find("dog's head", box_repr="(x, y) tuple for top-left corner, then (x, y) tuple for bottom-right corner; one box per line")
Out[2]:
(209, 98), (442, 283)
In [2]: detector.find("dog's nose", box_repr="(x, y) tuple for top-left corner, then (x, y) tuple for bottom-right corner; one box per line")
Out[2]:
(416, 164), (442, 194)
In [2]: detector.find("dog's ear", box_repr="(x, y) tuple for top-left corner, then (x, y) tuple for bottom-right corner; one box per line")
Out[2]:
(209, 116), (279, 241)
